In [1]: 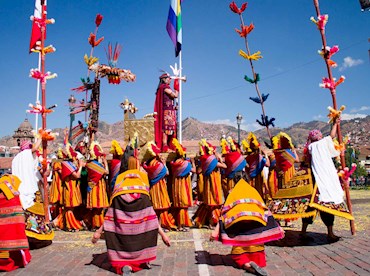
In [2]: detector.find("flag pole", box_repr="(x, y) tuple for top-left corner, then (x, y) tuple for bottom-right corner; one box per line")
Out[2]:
(178, 50), (182, 143)
(35, 52), (41, 131)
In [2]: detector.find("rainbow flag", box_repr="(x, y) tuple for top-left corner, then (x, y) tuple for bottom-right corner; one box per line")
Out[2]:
(166, 0), (182, 57)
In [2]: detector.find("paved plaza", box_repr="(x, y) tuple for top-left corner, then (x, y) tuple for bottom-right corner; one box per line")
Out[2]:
(2, 190), (370, 276)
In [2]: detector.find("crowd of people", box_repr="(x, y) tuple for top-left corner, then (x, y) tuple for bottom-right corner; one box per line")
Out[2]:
(0, 111), (353, 275)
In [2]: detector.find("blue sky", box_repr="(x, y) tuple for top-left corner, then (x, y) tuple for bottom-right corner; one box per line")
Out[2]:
(0, 0), (369, 138)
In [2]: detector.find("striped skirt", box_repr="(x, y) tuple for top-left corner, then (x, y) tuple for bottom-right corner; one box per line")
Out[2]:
(104, 194), (159, 273)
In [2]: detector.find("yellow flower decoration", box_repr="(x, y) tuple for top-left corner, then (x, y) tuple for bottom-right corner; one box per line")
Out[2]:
(327, 105), (345, 124)
(247, 132), (260, 151)
(239, 50), (262, 60)
(84, 54), (99, 67)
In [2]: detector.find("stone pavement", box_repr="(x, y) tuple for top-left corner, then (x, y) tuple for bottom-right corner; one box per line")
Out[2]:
(2, 190), (370, 276)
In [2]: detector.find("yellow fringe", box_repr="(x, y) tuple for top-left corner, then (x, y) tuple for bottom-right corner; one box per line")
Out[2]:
(26, 230), (54, 241)
(272, 210), (317, 220)
(309, 202), (354, 221)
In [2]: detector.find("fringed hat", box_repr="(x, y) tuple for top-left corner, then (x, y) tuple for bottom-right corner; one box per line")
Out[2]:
(65, 143), (77, 159)
(109, 140), (123, 157)
(198, 139), (216, 156)
(272, 132), (294, 150)
(241, 132), (260, 154)
(171, 138), (186, 157)
(220, 138), (230, 155)
(57, 147), (68, 159)
(20, 140), (33, 151)
(90, 141), (105, 159)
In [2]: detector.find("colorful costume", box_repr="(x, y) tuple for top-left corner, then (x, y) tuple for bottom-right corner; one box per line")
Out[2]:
(266, 132), (317, 221)
(213, 179), (284, 269)
(0, 175), (31, 272)
(169, 138), (193, 229)
(220, 137), (247, 197)
(86, 142), (109, 229)
(11, 140), (54, 247)
(108, 140), (123, 198)
(241, 133), (268, 199)
(142, 142), (176, 230)
(193, 139), (224, 228)
(104, 169), (159, 273)
(154, 73), (177, 151)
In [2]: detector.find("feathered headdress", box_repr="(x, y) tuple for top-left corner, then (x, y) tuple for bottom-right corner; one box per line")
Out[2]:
(220, 138), (229, 155)
(198, 139), (216, 156)
(110, 140), (123, 156)
(90, 141), (105, 159)
(65, 143), (77, 159)
(226, 136), (238, 152)
(171, 138), (186, 157)
(57, 147), (67, 159)
(272, 132), (294, 150)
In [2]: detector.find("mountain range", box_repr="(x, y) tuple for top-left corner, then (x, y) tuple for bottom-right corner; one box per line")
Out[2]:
(1, 116), (369, 153)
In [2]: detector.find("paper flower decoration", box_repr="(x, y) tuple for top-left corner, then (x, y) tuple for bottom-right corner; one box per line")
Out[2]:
(310, 14), (328, 30)
(27, 102), (55, 114)
(88, 33), (104, 48)
(249, 93), (269, 104)
(84, 54), (99, 67)
(229, 1), (247, 14)
(29, 69), (57, 83)
(235, 23), (254, 37)
(244, 73), (260, 84)
(338, 164), (357, 182)
(327, 105), (345, 124)
(38, 128), (59, 141)
(319, 76), (345, 90)
(239, 50), (262, 60)
(95, 14), (103, 27)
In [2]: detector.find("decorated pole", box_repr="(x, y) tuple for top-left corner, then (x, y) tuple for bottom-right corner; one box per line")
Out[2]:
(312, 0), (355, 235)
(229, 2), (275, 142)
(28, 0), (57, 223)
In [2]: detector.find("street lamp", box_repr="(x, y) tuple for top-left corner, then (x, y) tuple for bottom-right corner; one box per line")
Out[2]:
(68, 95), (76, 141)
(236, 113), (243, 144)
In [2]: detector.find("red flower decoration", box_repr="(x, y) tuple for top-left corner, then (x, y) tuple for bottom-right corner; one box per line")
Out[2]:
(95, 14), (103, 27)
(235, 23), (254, 37)
(229, 1), (247, 14)
(88, 33), (104, 47)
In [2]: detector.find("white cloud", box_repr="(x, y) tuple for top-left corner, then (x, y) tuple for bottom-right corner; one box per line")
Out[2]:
(204, 119), (262, 132)
(341, 113), (368, 120)
(339, 56), (364, 72)
(350, 106), (370, 113)
(313, 114), (324, 120)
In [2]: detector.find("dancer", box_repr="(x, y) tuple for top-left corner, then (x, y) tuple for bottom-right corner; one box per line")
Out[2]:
(85, 141), (109, 230)
(300, 118), (353, 242)
(169, 138), (195, 231)
(241, 133), (270, 199)
(0, 174), (32, 271)
(210, 171), (284, 276)
(91, 156), (170, 275)
(193, 139), (226, 228)
(108, 140), (124, 197)
(220, 136), (247, 197)
(142, 142), (177, 231)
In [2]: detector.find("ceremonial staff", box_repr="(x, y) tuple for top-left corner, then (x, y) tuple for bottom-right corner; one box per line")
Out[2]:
(312, 0), (355, 235)
(229, 1), (275, 142)
(29, 0), (57, 222)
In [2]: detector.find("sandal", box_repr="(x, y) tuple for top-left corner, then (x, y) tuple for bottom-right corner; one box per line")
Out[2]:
(249, 261), (268, 276)
(122, 265), (132, 276)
